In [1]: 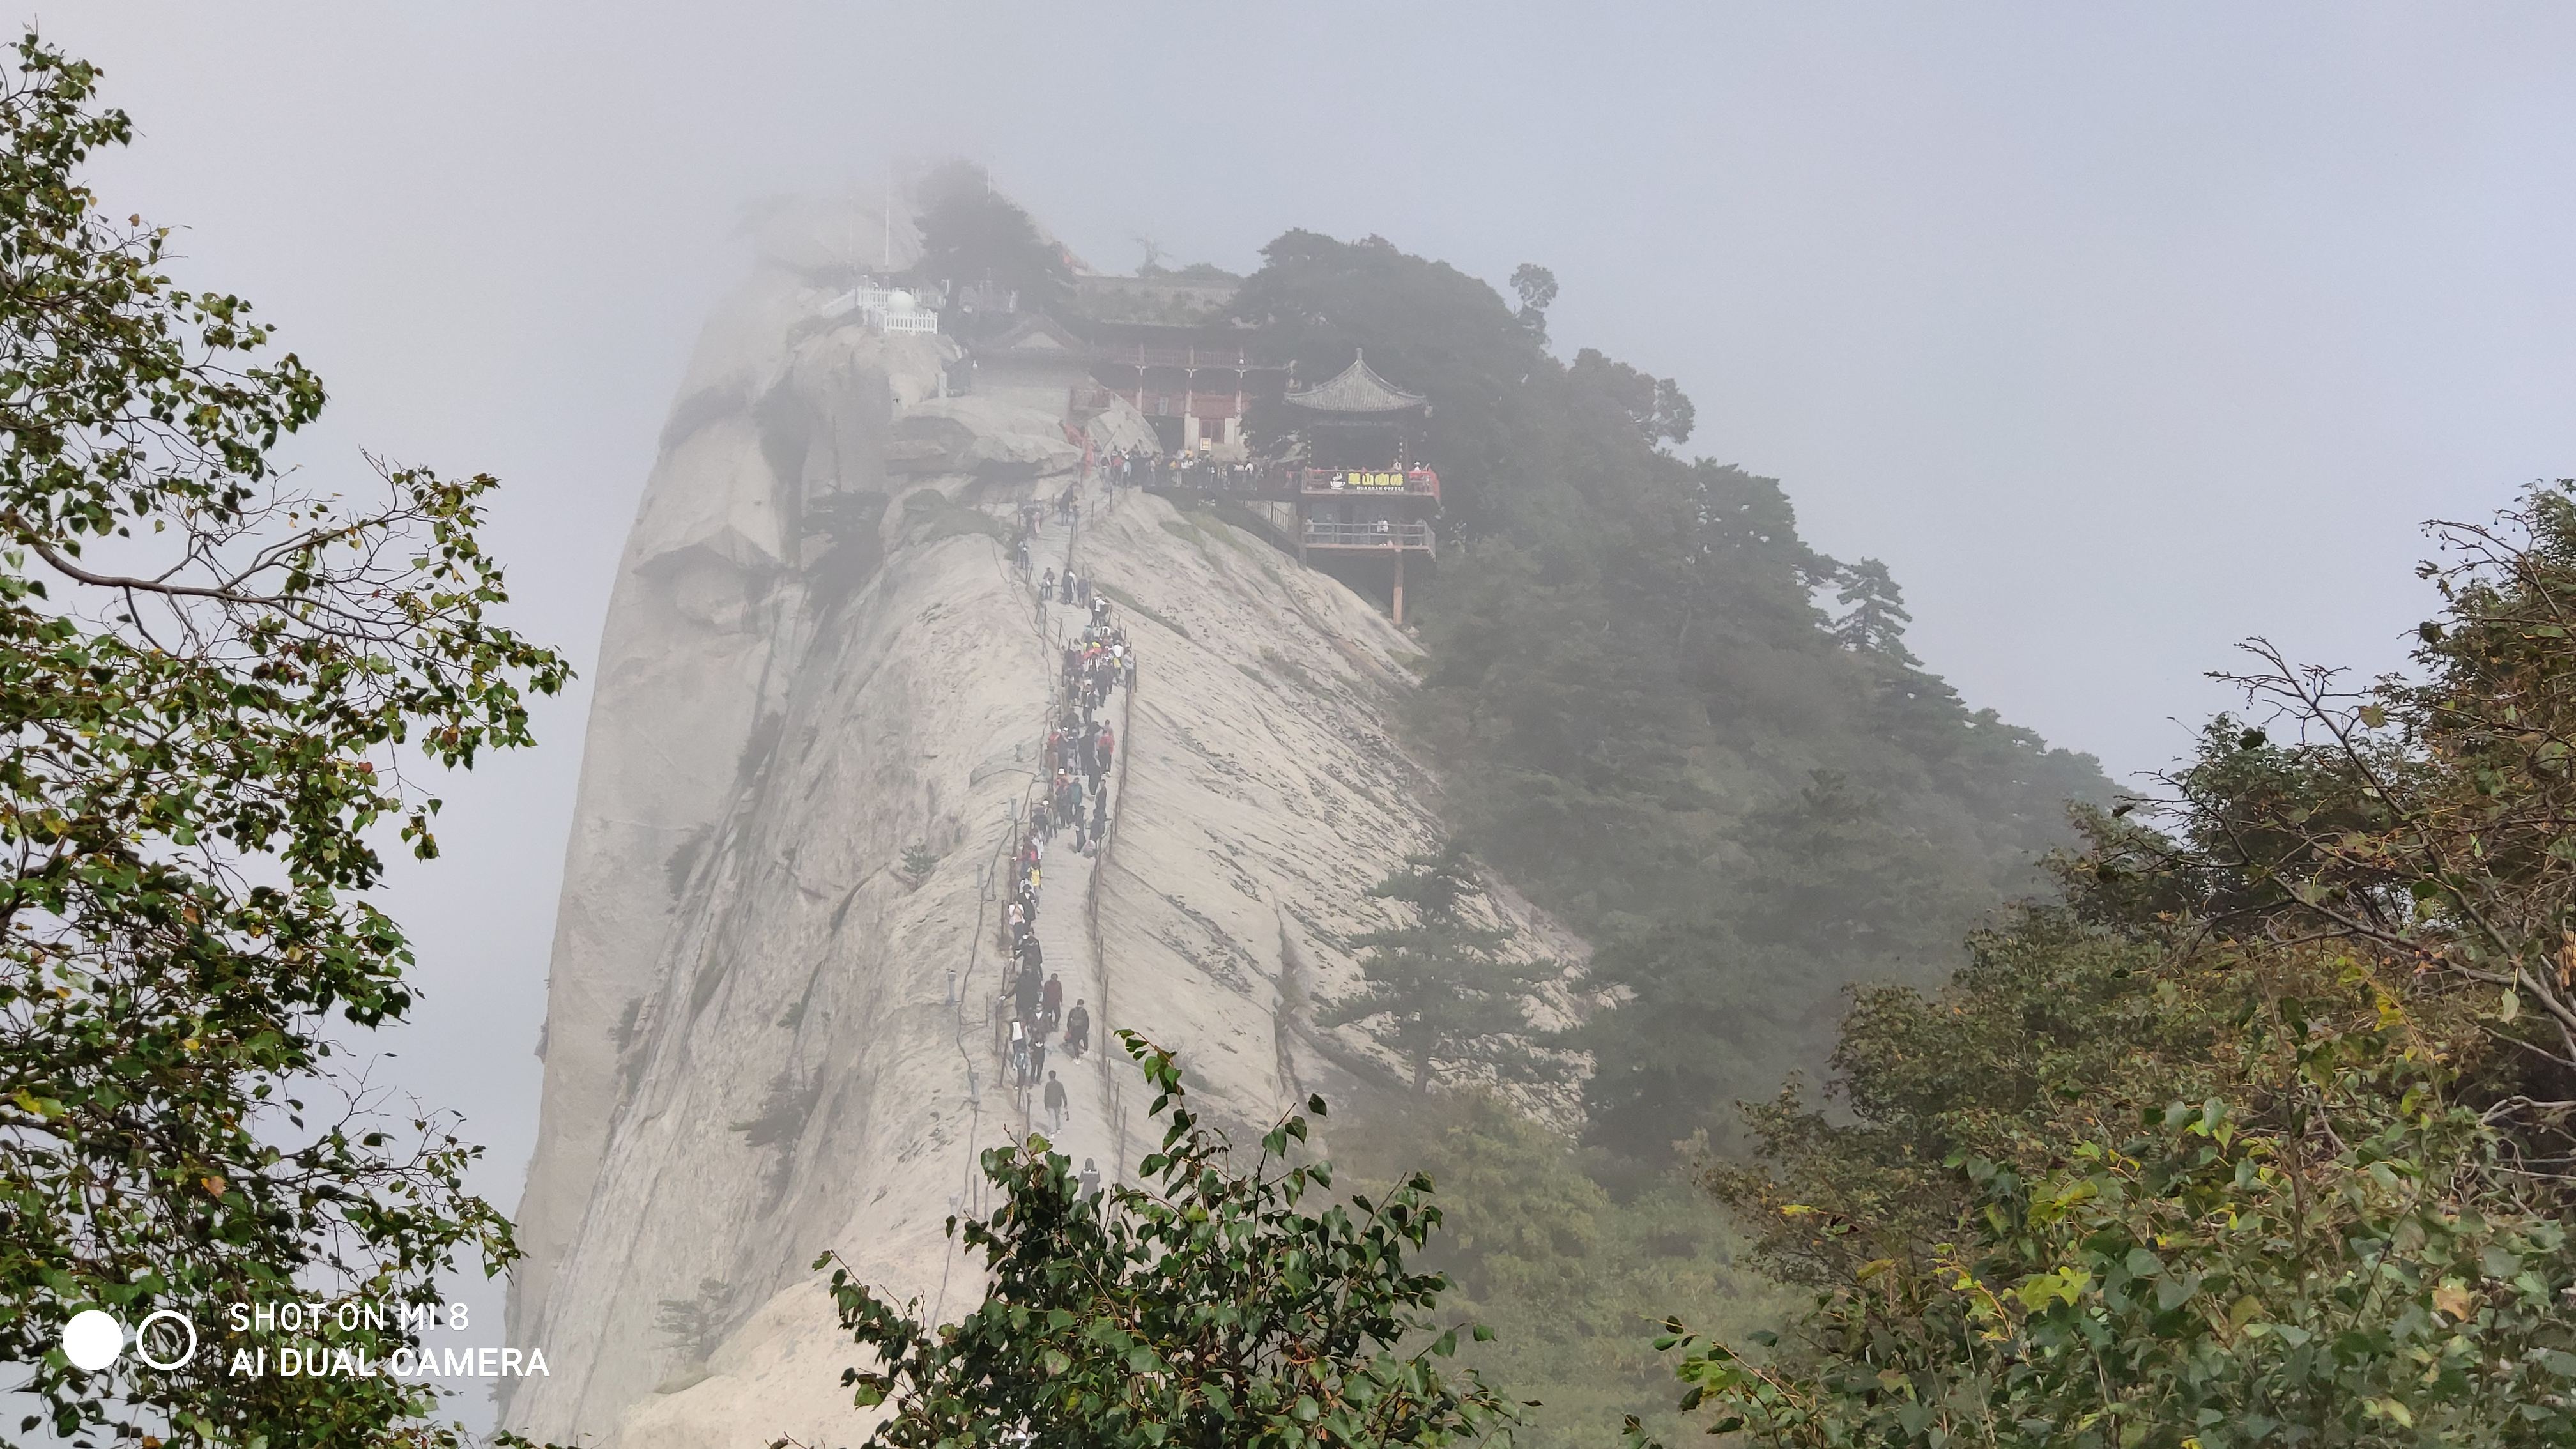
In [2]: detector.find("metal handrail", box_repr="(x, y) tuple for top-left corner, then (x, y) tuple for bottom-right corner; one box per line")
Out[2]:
(1302, 519), (1434, 549)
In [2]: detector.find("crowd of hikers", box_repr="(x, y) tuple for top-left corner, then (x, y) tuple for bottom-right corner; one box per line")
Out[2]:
(994, 519), (1137, 1150)
(979, 438), (1434, 1194)
(1108, 447), (1260, 494)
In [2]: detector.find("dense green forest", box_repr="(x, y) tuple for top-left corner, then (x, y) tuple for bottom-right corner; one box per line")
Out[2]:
(1227, 231), (2111, 1155)
(1197, 230), (2103, 1445)
(1657, 488), (2576, 1446)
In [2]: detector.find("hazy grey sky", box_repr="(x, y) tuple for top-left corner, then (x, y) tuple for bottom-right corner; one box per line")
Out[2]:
(46, 1), (2576, 1398)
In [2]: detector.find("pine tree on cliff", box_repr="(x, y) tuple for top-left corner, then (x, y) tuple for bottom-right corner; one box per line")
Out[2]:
(1510, 261), (1556, 342)
(1831, 556), (1919, 664)
(1320, 846), (1563, 1094)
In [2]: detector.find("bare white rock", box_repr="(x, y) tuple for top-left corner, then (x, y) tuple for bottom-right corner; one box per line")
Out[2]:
(504, 257), (1583, 1448)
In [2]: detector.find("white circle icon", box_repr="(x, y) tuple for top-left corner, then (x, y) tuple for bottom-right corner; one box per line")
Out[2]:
(61, 1310), (123, 1372)
(134, 1310), (196, 1370)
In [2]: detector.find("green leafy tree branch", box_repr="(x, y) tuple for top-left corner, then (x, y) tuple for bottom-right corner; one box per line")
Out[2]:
(802, 1032), (1519, 1448)
(0, 33), (569, 1446)
(1635, 484), (2576, 1448)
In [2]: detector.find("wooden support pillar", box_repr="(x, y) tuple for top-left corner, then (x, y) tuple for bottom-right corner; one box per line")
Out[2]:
(1392, 551), (1406, 628)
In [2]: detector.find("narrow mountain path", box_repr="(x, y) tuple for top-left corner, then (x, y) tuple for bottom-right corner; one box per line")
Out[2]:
(999, 474), (1125, 1192)
(932, 470), (1138, 1340)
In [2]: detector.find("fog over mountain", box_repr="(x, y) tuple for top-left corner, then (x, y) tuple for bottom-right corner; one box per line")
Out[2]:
(38, 6), (2576, 1436)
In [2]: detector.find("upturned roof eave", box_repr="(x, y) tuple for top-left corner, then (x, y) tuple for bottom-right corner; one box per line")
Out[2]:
(1282, 350), (1426, 414)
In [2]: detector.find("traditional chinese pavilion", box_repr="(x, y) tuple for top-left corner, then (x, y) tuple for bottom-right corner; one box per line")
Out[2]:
(1282, 351), (1439, 625)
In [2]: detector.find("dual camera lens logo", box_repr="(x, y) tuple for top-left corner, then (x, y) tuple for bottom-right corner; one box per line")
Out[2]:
(59, 1309), (196, 1372)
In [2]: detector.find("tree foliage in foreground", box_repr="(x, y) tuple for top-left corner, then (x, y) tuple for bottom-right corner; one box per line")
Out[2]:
(806, 1032), (1517, 1449)
(1644, 485), (2576, 1448)
(0, 34), (568, 1445)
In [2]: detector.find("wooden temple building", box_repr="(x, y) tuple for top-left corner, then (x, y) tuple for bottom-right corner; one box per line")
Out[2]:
(1083, 320), (1289, 456)
(953, 266), (1443, 625)
(1115, 349), (1440, 625)
(1282, 352), (1438, 625)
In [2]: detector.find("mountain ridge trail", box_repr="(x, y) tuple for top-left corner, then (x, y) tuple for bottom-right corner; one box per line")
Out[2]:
(503, 266), (1585, 1446)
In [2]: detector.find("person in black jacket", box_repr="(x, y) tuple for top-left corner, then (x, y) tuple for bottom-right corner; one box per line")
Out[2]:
(1015, 958), (1041, 1026)
(1062, 999), (1090, 1061)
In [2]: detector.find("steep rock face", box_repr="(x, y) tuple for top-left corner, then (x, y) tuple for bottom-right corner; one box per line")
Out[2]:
(507, 246), (1579, 1448)
(1071, 500), (1589, 1120)
(507, 212), (947, 1364)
